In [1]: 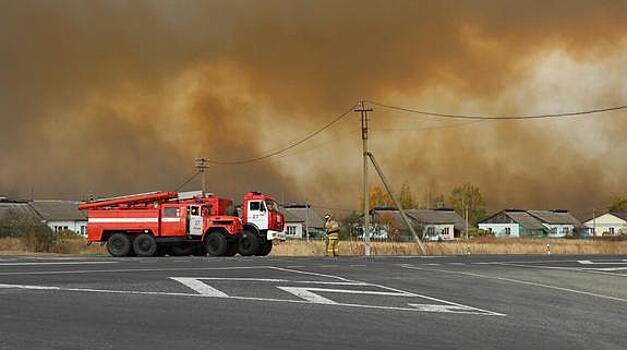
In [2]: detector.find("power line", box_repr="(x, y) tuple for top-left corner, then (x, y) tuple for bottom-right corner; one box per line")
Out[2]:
(207, 104), (357, 165)
(175, 171), (200, 191)
(367, 100), (627, 120)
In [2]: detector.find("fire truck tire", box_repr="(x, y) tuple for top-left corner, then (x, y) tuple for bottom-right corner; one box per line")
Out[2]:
(154, 246), (167, 257)
(106, 233), (132, 257)
(224, 242), (238, 256)
(205, 232), (228, 256)
(238, 230), (259, 256)
(256, 240), (273, 256)
(132, 234), (157, 257)
(169, 243), (194, 256)
(192, 243), (207, 256)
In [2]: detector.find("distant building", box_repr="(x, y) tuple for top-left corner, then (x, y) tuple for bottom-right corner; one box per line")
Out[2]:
(371, 207), (466, 241)
(281, 204), (326, 239)
(0, 198), (39, 237)
(28, 200), (87, 235)
(479, 209), (580, 238)
(583, 212), (627, 236)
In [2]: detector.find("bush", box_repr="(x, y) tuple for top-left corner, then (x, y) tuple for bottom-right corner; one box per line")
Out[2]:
(0, 209), (55, 252)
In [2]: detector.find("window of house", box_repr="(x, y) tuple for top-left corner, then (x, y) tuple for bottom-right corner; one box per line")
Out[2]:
(80, 226), (86, 235)
(505, 227), (511, 235)
(609, 227), (615, 235)
(164, 207), (180, 218)
(286, 226), (296, 235)
(426, 227), (435, 236)
(562, 226), (570, 234)
(442, 227), (450, 235)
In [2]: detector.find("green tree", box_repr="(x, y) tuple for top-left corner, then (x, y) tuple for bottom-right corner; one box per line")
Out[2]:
(448, 183), (487, 227)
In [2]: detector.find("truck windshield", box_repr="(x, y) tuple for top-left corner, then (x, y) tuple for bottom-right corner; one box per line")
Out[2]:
(265, 200), (279, 212)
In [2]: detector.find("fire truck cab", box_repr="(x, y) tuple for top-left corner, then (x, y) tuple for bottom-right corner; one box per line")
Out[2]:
(237, 192), (285, 256)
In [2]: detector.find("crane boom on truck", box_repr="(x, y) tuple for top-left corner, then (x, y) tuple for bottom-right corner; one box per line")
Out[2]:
(79, 190), (284, 257)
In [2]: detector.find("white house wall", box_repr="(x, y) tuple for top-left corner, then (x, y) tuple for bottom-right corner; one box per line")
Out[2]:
(422, 224), (455, 241)
(584, 214), (627, 236)
(283, 223), (304, 239)
(478, 223), (520, 238)
(543, 224), (574, 238)
(47, 220), (87, 236)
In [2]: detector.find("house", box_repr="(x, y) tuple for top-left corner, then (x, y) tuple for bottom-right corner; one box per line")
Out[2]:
(281, 204), (326, 239)
(371, 207), (466, 241)
(527, 210), (580, 238)
(28, 200), (87, 236)
(479, 209), (580, 238)
(583, 212), (627, 236)
(0, 198), (40, 237)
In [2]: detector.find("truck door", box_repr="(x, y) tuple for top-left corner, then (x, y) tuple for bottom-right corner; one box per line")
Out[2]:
(187, 205), (203, 237)
(248, 200), (269, 230)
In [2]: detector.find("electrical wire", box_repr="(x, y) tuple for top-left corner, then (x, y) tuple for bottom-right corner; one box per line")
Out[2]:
(367, 100), (627, 120)
(207, 104), (358, 165)
(175, 171), (199, 191)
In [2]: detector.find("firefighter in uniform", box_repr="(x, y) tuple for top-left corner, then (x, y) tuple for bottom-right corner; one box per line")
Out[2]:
(324, 214), (340, 256)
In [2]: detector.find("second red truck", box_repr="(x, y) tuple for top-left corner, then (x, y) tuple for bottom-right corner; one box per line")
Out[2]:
(78, 190), (284, 257)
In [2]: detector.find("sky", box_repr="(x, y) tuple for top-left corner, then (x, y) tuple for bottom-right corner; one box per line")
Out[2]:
(1, 0), (626, 217)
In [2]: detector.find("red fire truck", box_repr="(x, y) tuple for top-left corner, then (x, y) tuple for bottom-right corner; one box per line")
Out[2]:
(78, 190), (284, 257)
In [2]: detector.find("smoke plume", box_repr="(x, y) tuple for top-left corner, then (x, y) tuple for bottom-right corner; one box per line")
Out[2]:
(1, 0), (626, 216)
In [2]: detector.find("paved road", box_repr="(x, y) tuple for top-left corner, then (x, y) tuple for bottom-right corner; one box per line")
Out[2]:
(1, 254), (627, 349)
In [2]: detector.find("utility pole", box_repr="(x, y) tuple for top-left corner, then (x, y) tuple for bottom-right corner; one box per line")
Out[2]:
(465, 204), (469, 240)
(355, 100), (373, 256)
(194, 158), (209, 193)
(592, 207), (596, 237)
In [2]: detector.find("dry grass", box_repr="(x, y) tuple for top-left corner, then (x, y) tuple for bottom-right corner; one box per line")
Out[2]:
(2, 237), (626, 256)
(270, 238), (627, 256)
(0, 237), (106, 256)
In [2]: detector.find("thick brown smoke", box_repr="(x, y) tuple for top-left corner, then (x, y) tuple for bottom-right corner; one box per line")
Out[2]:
(0, 0), (626, 216)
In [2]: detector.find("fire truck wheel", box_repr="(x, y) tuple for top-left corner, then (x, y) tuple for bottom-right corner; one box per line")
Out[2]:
(205, 232), (228, 256)
(106, 233), (132, 257)
(132, 234), (157, 257)
(238, 230), (259, 256)
(224, 242), (238, 256)
(169, 243), (194, 256)
(255, 240), (273, 256)
(192, 244), (207, 256)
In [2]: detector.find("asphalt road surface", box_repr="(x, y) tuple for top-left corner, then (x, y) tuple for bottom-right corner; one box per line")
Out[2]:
(1, 254), (627, 349)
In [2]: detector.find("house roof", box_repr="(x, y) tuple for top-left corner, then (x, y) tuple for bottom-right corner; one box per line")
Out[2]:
(610, 211), (627, 221)
(527, 210), (580, 225)
(28, 201), (86, 221)
(0, 202), (40, 222)
(282, 205), (326, 228)
(503, 211), (546, 230)
(372, 208), (466, 231)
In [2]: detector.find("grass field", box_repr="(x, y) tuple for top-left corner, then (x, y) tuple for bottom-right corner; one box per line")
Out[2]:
(2, 237), (627, 256)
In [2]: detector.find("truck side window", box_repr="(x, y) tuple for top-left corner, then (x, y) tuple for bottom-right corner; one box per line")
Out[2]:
(190, 206), (200, 216)
(250, 201), (260, 211)
(164, 207), (180, 218)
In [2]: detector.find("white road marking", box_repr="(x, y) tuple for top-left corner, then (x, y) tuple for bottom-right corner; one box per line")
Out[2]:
(593, 267), (627, 271)
(170, 277), (229, 297)
(0, 262), (117, 266)
(578, 260), (627, 265)
(494, 262), (627, 278)
(0, 265), (273, 276)
(269, 266), (354, 281)
(402, 264), (627, 303)
(0, 279), (504, 316)
(277, 287), (338, 304)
